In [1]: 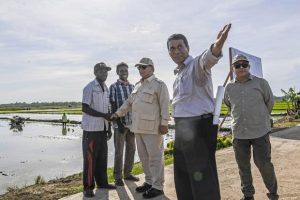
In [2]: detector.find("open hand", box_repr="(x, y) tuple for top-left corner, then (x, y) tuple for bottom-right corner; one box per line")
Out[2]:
(212, 23), (231, 56)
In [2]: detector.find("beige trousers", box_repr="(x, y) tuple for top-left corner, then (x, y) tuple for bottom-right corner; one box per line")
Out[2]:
(135, 133), (165, 190)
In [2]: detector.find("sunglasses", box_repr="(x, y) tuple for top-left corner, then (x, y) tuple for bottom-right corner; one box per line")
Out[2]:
(234, 63), (249, 69)
(137, 65), (149, 70)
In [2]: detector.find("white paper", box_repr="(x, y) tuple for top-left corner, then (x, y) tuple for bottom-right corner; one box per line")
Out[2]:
(213, 86), (225, 125)
(230, 47), (263, 78)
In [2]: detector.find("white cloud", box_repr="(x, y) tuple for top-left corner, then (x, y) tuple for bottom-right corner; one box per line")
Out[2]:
(0, 0), (300, 103)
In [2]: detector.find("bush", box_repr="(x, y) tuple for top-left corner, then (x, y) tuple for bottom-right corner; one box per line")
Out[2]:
(165, 135), (232, 154)
(35, 175), (45, 185)
(217, 135), (232, 150)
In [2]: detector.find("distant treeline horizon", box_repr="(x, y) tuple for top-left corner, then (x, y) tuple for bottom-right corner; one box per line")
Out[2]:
(0, 101), (82, 108)
(1, 96), (284, 108)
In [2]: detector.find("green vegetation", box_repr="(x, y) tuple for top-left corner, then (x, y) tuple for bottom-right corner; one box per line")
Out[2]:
(281, 87), (300, 113)
(35, 175), (46, 185)
(0, 102), (81, 114)
(169, 101), (289, 116)
(221, 101), (288, 115)
(0, 100), (291, 115)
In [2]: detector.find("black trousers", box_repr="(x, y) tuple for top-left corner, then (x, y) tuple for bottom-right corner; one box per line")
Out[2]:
(174, 116), (220, 200)
(82, 131), (108, 191)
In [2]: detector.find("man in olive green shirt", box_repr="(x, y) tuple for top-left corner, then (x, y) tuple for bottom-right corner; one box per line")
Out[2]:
(224, 54), (278, 200)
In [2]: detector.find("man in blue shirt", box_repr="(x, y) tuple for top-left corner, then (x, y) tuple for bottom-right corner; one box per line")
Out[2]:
(167, 24), (231, 200)
(109, 62), (139, 186)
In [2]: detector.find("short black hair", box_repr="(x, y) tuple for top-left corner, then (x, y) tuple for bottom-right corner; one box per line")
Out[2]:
(167, 34), (189, 50)
(116, 62), (128, 74)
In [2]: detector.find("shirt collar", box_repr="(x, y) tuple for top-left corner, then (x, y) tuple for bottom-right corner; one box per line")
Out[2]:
(234, 74), (253, 83)
(117, 79), (130, 85)
(174, 55), (193, 75)
(141, 74), (155, 83)
(94, 79), (107, 88)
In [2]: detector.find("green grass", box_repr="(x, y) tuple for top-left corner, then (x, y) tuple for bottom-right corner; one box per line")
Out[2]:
(0, 101), (292, 115)
(0, 101), (290, 115)
(169, 101), (289, 116)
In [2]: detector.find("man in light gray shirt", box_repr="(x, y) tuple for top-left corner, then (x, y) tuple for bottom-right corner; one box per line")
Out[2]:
(167, 24), (231, 200)
(224, 54), (278, 200)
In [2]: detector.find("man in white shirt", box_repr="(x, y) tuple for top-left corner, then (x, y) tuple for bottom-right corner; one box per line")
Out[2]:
(81, 62), (116, 198)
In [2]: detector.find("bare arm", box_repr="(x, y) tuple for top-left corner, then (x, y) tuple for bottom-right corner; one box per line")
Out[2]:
(82, 103), (111, 121)
(211, 24), (231, 57)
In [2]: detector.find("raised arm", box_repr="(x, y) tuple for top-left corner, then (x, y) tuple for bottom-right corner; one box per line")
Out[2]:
(211, 24), (231, 57)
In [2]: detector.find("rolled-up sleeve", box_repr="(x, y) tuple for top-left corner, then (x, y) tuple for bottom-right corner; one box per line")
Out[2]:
(82, 85), (92, 105)
(115, 96), (132, 117)
(194, 46), (222, 84)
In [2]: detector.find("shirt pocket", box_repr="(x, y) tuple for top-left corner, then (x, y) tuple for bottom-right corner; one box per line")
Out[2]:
(138, 113), (156, 131)
(141, 89), (155, 103)
(179, 73), (192, 97)
(92, 90), (103, 110)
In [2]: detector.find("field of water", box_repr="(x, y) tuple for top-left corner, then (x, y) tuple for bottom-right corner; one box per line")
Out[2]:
(0, 113), (175, 195)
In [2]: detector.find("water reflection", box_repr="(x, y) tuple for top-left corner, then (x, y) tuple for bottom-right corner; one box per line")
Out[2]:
(61, 126), (76, 136)
(62, 126), (67, 135)
(10, 123), (24, 132)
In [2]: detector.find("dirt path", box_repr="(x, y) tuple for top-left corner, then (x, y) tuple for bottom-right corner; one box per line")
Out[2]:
(61, 127), (300, 200)
(218, 136), (300, 200)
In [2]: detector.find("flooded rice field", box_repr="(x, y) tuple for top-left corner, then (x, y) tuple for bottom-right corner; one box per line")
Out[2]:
(0, 113), (175, 195)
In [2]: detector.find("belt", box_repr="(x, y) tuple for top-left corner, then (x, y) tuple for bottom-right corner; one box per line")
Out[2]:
(174, 113), (213, 120)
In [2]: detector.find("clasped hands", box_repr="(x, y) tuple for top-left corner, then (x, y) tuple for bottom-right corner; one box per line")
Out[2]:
(103, 113), (119, 121)
(104, 113), (168, 135)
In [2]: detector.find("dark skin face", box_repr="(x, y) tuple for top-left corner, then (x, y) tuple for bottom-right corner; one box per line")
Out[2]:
(117, 65), (128, 81)
(168, 39), (189, 66)
(94, 68), (108, 83)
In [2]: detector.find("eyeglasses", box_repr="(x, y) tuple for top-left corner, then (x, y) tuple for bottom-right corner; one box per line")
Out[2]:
(233, 63), (249, 69)
(137, 65), (148, 70)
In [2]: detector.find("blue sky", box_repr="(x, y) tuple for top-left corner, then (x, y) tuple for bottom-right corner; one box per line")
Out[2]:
(0, 0), (299, 104)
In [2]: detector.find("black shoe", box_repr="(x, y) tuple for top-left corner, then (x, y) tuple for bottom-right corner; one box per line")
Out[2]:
(115, 179), (124, 186)
(135, 183), (152, 193)
(83, 190), (95, 198)
(241, 196), (254, 200)
(267, 193), (279, 200)
(124, 175), (140, 182)
(97, 184), (117, 189)
(143, 188), (164, 199)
